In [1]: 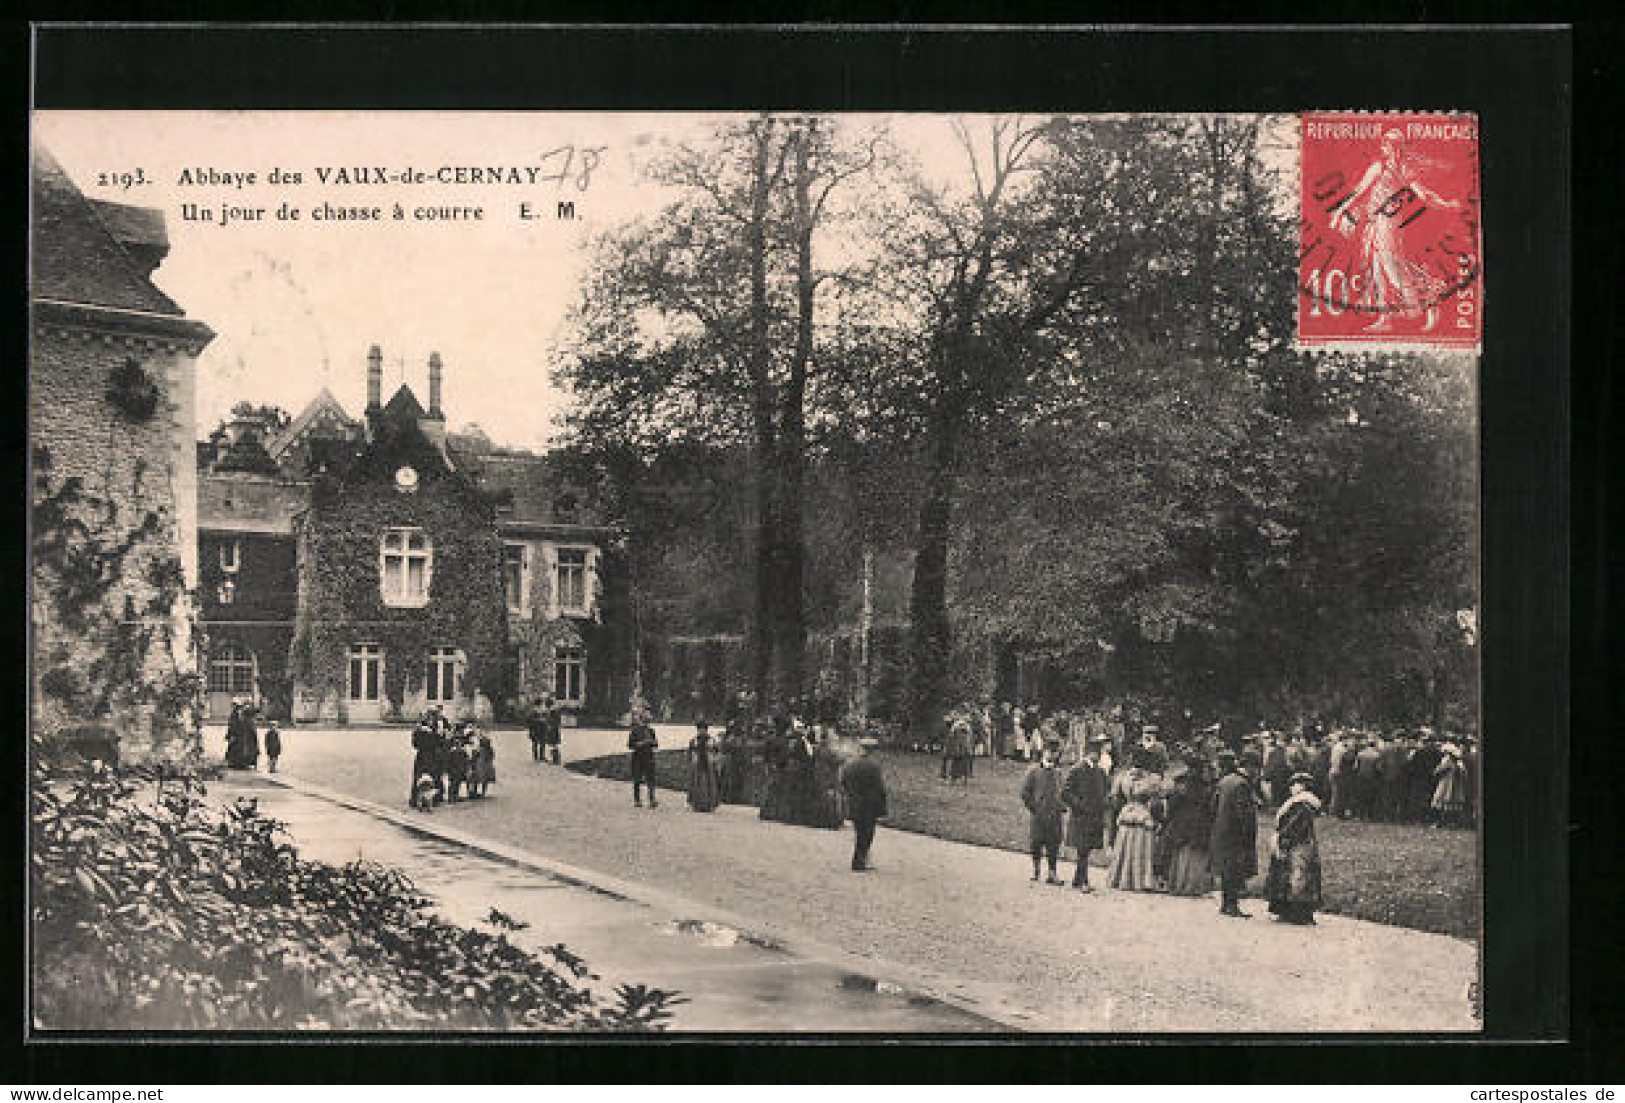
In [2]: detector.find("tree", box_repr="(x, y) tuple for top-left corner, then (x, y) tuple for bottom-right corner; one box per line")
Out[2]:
(558, 115), (878, 712)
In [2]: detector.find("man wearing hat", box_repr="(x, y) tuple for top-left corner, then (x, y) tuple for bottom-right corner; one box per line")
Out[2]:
(1210, 749), (1259, 918)
(627, 706), (660, 809)
(1062, 736), (1110, 891)
(1021, 738), (1068, 885)
(839, 737), (889, 872)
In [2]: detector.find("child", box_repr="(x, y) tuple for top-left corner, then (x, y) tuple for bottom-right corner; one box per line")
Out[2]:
(412, 772), (438, 813)
(264, 722), (282, 773)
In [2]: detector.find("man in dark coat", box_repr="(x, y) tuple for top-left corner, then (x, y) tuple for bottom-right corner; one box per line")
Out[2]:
(1262, 736), (1291, 808)
(410, 713), (443, 807)
(1406, 737), (1443, 823)
(1379, 731), (1410, 822)
(1062, 738), (1108, 891)
(627, 709), (659, 808)
(526, 697), (549, 762)
(839, 738), (889, 871)
(1354, 737), (1384, 820)
(1021, 742), (1067, 884)
(1211, 750), (1259, 918)
(541, 695), (563, 765)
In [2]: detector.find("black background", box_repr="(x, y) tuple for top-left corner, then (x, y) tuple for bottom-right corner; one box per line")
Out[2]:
(8, 11), (1614, 1085)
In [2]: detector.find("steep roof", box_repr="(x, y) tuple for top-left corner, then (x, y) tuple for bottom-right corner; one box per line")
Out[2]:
(267, 386), (358, 460)
(381, 384), (426, 424)
(468, 451), (607, 530)
(31, 145), (184, 316)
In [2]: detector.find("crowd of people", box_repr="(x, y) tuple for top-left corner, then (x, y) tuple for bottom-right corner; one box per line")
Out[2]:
(406, 706), (497, 812)
(223, 699), (280, 773)
(940, 701), (1478, 829)
(994, 706), (1478, 925)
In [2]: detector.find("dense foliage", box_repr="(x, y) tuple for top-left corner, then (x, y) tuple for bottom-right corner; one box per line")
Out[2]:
(556, 114), (1478, 732)
(31, 445), (201, 759)
(31, 756), (682, 1031)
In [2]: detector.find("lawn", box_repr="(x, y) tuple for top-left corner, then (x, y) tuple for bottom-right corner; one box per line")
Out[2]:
(569, 747), (1479, 940)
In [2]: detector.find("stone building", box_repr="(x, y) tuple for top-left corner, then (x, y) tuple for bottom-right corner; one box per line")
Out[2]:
(198, 347), (630, 724)
(30, 145), (215, 760)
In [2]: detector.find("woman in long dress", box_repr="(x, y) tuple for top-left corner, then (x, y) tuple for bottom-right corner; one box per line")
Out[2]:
(686, 723), (722, 813)
(1431, 744), (1468, 828)
(1265, 772), (1324, 925)
(1107, 749), (1164, 891)
(1162, 760), (1216, 896)
(944, 718), (973, 784)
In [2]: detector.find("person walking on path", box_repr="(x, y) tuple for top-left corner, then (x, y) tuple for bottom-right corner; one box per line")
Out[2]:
(1265, 772), (1324, 925)
(1061, 737), (1108, 892)
(1106, 748), (1163, 892)
(839, 737), (889, 872)
(410, 712), (443, 808)
(542, 696), (563, 765)
(686, 721), (722, 812)
(628, 709), (660, 809)
(1161, 757), (1215, 897)
(1021, 742), (1068, 884)
(1211, 750), (1259, 919)
(527, 698), (549, 762)
(263, 722), (282, 774)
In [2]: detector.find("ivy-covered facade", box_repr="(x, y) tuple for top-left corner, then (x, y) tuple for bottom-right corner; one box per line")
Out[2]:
(200, 349), (631, 725)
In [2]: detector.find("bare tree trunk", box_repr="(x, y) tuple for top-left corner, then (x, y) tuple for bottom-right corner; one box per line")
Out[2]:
(746, 119), (780, 712)
(907, 395), (962, 742)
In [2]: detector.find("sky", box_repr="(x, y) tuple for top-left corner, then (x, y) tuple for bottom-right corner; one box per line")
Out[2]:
(35, 111), (1298, 451)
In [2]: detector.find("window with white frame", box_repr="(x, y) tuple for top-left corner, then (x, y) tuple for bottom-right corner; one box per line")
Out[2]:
(553, 646), (586, 706)
(219, 539), (241, 574)
(503, 543), (529, 616)
(216, 579), (236, 605)
(347, 643), (383, 701)
(380, 528), (432, 607)
(425, 647), (463, 703)
(208, 643), (255, 695)
(556, 548), (588, 615)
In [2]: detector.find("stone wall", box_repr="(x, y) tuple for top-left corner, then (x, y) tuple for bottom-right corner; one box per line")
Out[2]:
(30, 323), (203, 762)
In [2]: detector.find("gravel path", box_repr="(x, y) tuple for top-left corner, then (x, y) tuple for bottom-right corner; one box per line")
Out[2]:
(224, 724), (1480, 1033)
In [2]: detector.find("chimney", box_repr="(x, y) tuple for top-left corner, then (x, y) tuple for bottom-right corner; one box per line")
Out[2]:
(428, 351), (443, 418)
(366, 344), (383, 410)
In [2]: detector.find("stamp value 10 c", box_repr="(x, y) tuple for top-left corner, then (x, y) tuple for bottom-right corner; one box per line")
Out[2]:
(1298, 112), (1482, 352)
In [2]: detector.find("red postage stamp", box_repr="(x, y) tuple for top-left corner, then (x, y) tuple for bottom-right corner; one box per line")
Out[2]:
(1297, 112), (1482, 351)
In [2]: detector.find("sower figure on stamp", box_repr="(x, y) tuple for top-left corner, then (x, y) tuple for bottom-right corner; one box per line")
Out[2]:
(627, 707), (659, 809)
(1327, 128), (1467, 334)
(839, 737), (889, 872)
(1211, 750), (1259, 919)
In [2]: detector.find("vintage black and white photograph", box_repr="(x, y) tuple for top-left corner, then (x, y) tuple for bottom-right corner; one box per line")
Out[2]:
(29, 106), (1482, 1034)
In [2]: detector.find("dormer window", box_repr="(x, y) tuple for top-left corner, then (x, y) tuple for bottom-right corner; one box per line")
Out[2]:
(219, 539), (241, 574)
(380, 527), (433, 607)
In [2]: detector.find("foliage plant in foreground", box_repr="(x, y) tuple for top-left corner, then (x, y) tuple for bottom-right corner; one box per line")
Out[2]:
(30, 754), (682, 1031)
